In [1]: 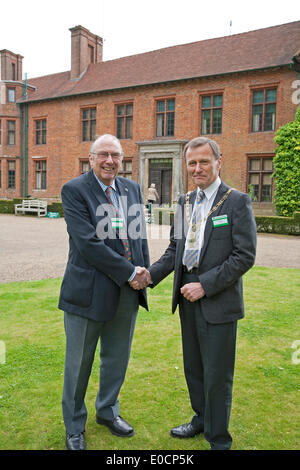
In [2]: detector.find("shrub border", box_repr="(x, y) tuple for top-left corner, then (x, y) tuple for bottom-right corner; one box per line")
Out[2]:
(1, 200), (299, 235)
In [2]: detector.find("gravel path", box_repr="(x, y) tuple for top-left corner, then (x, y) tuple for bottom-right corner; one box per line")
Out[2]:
(0, 214), (299, 284)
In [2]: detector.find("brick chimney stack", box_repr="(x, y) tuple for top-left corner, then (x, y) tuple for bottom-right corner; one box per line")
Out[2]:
(0, 50), (23, 81)
(69, 25), (103, 80)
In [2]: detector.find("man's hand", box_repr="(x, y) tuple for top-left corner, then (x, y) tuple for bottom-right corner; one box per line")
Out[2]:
(180, 282), (205, 302)
(129, 267), (151, 290)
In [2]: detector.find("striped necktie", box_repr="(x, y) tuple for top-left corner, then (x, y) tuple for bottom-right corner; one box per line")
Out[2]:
(105, 186), (132, 261)
(182, 189), (205, 271)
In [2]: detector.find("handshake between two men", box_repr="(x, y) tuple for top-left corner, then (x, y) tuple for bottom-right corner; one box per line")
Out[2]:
(129, 266), (152, 290)
(128, 266), (206, 302)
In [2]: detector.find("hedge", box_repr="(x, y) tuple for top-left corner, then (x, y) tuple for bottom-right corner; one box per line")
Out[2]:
(255, 211), (300, 235)
(1, 200), (299, 235)
(152, 207), (300, 236)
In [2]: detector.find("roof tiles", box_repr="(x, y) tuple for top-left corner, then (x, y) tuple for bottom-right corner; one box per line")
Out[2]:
(21, 21), (300, 103)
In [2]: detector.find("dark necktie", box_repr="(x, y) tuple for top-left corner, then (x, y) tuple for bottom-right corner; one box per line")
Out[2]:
(105, 186), (132, 261)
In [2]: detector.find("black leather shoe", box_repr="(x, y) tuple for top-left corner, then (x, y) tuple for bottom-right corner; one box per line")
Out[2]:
(96, 415), (134, 437)
(65, 432), (86, 450)
(170, 422), (203, 438)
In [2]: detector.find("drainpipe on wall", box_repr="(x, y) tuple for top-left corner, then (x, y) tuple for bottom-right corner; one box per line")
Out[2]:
(22, 74), (28, 197)
(19, 103), (23, 197)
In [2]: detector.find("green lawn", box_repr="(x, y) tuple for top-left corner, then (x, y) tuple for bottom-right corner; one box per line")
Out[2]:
(0, 266), (299, 450)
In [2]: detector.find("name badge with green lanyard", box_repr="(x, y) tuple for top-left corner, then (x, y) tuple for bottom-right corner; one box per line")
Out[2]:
(212, 214), (229, 227)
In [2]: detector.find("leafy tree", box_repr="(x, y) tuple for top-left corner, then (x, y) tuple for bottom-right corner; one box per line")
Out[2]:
(273, 107), (300, 216)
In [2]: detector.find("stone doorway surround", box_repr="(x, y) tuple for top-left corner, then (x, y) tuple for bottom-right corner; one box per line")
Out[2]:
(136, 140), (187, 205)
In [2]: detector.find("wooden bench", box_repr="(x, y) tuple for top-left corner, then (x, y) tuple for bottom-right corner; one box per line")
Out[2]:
(14, 200), (47, 217)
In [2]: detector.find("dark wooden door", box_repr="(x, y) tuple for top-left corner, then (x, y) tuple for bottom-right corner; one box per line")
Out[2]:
(149, 159), (172, 205)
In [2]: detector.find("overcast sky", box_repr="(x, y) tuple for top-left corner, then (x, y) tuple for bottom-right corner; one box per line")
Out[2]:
(1, 0), (299, 79)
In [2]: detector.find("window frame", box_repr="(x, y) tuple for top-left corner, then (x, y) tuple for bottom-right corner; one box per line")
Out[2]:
(115, 102), (133, 140)
(80, 159), (91, 174)
(247, 154), (274, 203)
(7, 120), (16, 145)
(250, 86), (277, 133)
(34, 118), (47, 145)
(118, 159), (133, 179)
(200, 92), (223, 135)
(7, 87), (16, 103)
(35, 160), (47, 190)
(81, 107), (97, 142)
(7, 160), (16, 189)
(155, 97), (175, 137)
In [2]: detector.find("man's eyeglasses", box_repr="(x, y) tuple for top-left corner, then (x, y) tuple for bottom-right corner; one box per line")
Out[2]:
(92, 151), (123, 160)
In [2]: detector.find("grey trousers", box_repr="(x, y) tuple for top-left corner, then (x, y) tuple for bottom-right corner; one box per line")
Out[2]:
(62, 284), (139, 435)
(179, 272), (237, 450)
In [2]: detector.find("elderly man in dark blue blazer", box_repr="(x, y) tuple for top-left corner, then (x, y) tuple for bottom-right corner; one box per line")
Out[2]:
(59, 134), (149, 450)
(146, 137), (257, 450)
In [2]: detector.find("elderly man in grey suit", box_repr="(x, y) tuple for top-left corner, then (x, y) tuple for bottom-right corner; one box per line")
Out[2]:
(59, 134), (149, 450)
(138, 137), (257, 450)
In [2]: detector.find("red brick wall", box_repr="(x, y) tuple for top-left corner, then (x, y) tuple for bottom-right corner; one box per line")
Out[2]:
(18, 66), (299, 200)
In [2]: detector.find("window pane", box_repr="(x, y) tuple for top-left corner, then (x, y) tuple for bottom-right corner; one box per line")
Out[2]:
(201, 110), (211, 134)
(212, 109), (222, 134)
(213, 95), (222, 107)
(125, 161), (132, 171)
(82, 109), (89, 120)
(167, 99), (175, 111)
(126, 116), (133, 138)
(82, 121), (89, 141)
(249, 173), (260, 185)
(262, 173), (272, 185)
(249, 174), (259, 201)
(156, 114), (164, 137)
(250, 159), (261, 171)
(82, 161), (90, 173)
(264, 104), (276, 131)
(36, 130), (41, 145)
(8, 161), (15, 171)
(202, 96), (211, 108)
(252, 105), (263, 131)
(90, 108), (96, 119)
(126, 104), (133, 115)
(157, 100), (165, 112)
(253, 91), (264, 103)
(36, 172), (41, 189)
(117, 105), (125, 116)
(8, 88), (15, 102)
(266, 89), (277, 102)
(117, 116), (124, 139)
(261, 174), (272, 201)
(42, 170), (47, 189)
(263, 159), (273, 171)
(90, 120), (96, 140)
(166, 112), (174, 136)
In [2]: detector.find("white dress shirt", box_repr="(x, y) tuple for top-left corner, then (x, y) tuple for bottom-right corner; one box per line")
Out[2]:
(183, 176), (221, 267)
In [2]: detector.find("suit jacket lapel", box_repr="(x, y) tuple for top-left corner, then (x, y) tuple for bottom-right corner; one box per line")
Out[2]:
(87, 170), (108, 207)
(198, 181), (230, 265)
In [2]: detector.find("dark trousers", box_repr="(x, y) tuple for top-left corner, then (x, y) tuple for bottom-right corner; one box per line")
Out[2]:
(62, 284), (138, 435)
(179, 272), (237, 450)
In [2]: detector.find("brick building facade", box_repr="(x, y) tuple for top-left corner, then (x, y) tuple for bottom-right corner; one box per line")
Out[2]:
(1, 22), (300, 213)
